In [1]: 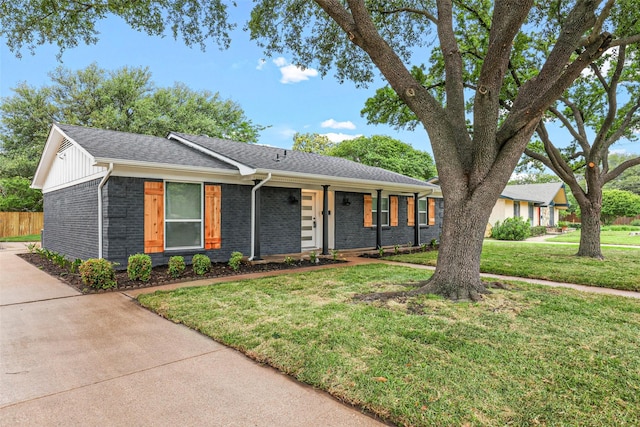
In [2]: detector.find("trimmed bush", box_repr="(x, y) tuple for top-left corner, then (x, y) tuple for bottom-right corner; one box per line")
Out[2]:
(168, 256), (186, 278)
(192, 254), (211, 276)
(79, 258), (117, 290)
(127, 253), (152, 282)
(491, 217), (532, 241)
(530, 226), (547, 237)
(228, 251), (244, 271)
(630, 219), (640, 227)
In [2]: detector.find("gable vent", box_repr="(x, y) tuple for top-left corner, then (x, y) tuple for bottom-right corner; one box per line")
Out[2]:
(57, 138), (73, 153)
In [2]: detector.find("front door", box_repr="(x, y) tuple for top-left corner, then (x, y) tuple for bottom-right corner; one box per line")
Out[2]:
(301, 192), (317, 249)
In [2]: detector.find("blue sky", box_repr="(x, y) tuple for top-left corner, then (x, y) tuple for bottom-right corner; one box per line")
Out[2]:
(1, 8), (638, 157)
(0, 13), (431, 153)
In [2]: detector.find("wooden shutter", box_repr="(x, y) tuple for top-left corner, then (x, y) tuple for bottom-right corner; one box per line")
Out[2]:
(144, 182), (164, 253)
(204, 185), (221, 249)
(390, 196), (398, 226)
(407, 198), (415, 226)
(363, 194), (373, 227)
(428, 198), (436, 225)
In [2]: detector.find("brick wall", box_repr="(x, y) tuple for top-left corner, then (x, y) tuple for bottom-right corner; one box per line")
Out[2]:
(334, 191), (442, 250)
(42, 179), (100, 260)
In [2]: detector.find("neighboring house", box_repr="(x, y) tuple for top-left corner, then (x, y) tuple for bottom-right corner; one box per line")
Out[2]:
(32, 124), (443, 267)
(489, 182), (569, 227)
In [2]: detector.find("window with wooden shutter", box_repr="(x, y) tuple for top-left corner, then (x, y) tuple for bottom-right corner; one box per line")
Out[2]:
(363, 194), (372, 227)
(407, 198), (415, 226)
(428, 198), (436, 225)
(204, 185), (221, 249)
(144, 182), (164, 253)
(390, 196), (398, 226)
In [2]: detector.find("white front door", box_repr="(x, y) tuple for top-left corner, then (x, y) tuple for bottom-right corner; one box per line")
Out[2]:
(301, 192), (317, 249)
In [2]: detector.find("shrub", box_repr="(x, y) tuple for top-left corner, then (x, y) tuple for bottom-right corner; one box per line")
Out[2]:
(331, 249), (339, 261)
(630, 219), (640, 227)
(284, 256), (296, 265)
(309, 251), (318, 264)
(491, 217), (532, 241)
(168, 256), (186, 278)
(530, 226), (547, 237)
(127, 253), (152, 282)
(79, 258), (116, 290)
(192, 254), (211, 275)
(228, 251), (244, 271)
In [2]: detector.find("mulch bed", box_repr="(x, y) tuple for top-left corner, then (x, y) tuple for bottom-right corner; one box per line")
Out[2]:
(18, 253), (345, 294)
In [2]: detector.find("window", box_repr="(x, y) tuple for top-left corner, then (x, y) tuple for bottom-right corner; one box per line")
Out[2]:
(418, 198), (428, 225)
(513, 201), (520, 218)
(372, 197), (389, 226)
(165, 182), (203, 249)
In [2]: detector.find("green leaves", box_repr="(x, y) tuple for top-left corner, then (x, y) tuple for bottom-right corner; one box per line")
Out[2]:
(601, 189), (640, 225)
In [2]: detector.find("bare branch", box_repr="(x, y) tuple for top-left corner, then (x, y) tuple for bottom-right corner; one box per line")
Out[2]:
(603, 156), (640, 184)
(378, 7), (438, 25)
(593, 45), (626, 154)
(548, 103), (589, 154)
(581, 0), (615, 46)
(610, 34), (640, 47)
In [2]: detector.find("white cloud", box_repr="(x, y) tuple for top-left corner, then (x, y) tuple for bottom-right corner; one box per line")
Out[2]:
(272, 57), (318, 84)
(322, 133), (362, 143)
(273, 57), (287, 67)
(256, 59), (266, 70)
(321, 119), (357, 130)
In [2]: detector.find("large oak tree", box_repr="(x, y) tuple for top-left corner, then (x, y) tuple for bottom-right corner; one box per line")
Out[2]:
(3, 1), (636, 299)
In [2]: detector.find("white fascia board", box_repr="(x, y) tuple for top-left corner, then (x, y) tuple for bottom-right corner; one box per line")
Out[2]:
(167, 133), (256, 176)
(257, 168), (441, 196)
(32, 124), (94, 189)
(94, 157), (242, 176)
(108, 164), (250, 185)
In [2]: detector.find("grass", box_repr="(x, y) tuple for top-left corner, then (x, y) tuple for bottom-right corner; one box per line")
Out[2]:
(138, 264), (640, 426)
(548, 228), (640, 246)
(386, 242), (640, 291)
(0, 233), (40, 242)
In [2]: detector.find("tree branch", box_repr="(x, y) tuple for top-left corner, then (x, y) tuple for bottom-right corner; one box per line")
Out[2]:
(548, 103), (589, 153)
(592, 45), (625, 155)
(603, 156), (640, 184)
(378, 7), (438, 25)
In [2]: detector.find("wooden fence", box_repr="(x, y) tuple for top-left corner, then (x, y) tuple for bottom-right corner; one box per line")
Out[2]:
(0, 212), (44, 238)
(561, 212), (640, 225)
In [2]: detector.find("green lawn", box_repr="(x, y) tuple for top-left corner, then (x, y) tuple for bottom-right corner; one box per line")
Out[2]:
(548, 229), (640, 246)
(0, 233), (40, 242)
(138, 264), (640, 426)
(386, 242), (640, 291)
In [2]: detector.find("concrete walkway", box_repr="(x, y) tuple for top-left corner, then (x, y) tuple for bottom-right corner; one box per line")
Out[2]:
(0, 247), (383, 426)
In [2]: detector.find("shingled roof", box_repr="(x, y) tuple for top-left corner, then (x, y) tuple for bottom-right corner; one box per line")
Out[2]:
(44, 124), (436, 191)
(169, 132), (432, 187)
(501, 182), (566, 205)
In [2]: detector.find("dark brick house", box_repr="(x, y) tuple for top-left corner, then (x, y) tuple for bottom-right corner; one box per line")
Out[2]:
(32, 124), (443, 267)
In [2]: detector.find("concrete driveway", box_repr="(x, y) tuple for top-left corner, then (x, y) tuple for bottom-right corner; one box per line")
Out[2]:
(0, 247), (382, 426)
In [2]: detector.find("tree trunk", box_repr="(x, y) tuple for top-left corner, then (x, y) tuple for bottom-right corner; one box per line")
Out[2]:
(415, 192), (494, 301)
(576, 194), (604, 259)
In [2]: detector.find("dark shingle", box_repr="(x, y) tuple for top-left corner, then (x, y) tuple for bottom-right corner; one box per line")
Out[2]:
(57, 124), (236, 171)
(171, 132), (433, 187)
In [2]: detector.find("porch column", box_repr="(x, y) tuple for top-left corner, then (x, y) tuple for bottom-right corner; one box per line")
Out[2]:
(376, 189), (382, 249)
(322, 185), (329, 255)
(253, 179), (262, 261)
(414, 192), (420, 247)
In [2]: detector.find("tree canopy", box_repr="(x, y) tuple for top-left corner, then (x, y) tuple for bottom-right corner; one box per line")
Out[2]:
(0, 63), (265, 179)
(329, 135), (436, 181)
(601, 189), (640, 224)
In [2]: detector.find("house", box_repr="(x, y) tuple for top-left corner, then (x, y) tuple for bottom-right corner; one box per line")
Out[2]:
(32, 124), (443, 267)
(489, 182), (569, 228)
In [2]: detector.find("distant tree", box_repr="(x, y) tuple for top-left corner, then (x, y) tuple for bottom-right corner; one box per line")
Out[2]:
(292, 133), (334, 154)
(605, 153), (640, 195)
(0, 177), (42, 211)
(328, 135), (436, 181)
(0, 64), (265, 179)
(600, 189), (640, 224)
(508, 173), (560, 186)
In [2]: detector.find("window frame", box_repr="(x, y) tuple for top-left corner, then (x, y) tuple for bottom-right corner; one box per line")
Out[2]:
(371, 196), (390, 227)
(164, 181), (204, 250)
(418, 197), (428, 226)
